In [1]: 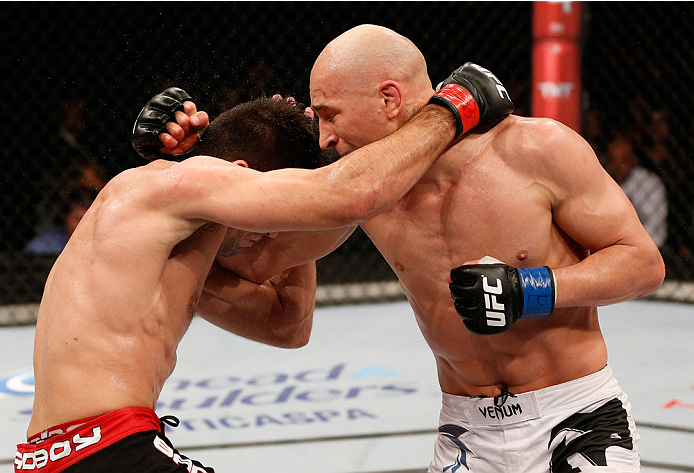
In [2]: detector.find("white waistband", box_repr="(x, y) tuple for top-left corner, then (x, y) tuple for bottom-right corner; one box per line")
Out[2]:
(441, 365), (620, 426)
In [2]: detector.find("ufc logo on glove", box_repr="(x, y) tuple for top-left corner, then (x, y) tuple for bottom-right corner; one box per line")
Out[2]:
(482, 275), (506, 327)
(449, 256), (556, 335)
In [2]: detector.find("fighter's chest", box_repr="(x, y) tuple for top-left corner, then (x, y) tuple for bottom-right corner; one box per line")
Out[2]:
(366, 168), (552, 272)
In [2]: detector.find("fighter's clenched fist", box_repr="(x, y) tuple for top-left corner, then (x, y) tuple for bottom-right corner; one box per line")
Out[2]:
(132, 87), (208, 160)
(428, 62), (514, 138)
(449, 256), (555, 335)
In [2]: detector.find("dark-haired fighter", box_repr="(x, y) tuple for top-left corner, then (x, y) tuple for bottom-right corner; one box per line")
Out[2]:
(15, 87), (480, 473)
(163, 25), (664, 471)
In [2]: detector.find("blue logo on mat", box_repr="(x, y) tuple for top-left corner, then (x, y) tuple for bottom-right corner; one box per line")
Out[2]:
(0, 368), (35, 396)
(351, 365), (399, 379)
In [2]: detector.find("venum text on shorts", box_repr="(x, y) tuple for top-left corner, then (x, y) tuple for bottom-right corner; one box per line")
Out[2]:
(466, 393), (541, 426)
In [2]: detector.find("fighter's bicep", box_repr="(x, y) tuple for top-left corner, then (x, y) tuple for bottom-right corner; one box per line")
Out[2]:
(152, 155), (363, 233)
(553, 172), (641, 252)
(157, 156), (264, 226)
(544, 133), (643, 252)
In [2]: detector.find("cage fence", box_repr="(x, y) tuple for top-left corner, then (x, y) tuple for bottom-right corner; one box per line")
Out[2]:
(1, 2), (692, 325)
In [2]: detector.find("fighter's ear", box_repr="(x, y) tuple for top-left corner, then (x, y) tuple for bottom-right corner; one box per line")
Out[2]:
(379, 80), (403, 119)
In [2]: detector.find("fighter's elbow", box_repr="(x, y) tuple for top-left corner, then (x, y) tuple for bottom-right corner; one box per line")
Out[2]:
(319, 155), (395, 226)
(333, 176), (385, 226)
(269, 319), (312, 348)
(640, 249), (666, 297)
(625, 241), (666, 300)
(282, 331), (311, 349)
(266, 297), (314, 349)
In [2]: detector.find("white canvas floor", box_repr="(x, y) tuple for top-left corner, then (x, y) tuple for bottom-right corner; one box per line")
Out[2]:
(1, 299), (692, 472)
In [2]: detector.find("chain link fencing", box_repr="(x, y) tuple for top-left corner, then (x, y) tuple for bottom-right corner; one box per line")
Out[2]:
(1, 2), (692, 325)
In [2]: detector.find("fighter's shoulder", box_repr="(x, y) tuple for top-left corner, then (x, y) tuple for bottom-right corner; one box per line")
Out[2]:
(498, 115), (582, 150)
(497, 115), (594, 168)
(101, 160), (196, 217)
(109, 156), (245, 200)
(105, 158), (173, 185)
(98, 160), (161, 202)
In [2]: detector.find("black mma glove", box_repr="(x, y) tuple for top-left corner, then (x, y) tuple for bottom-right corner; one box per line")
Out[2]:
(429, 63), (514, 138)
(132, 87), (193, 160)
(449, 256), (555, 335)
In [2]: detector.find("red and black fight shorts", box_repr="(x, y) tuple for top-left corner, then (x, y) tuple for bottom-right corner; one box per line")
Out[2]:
(15, 407), (214, 472)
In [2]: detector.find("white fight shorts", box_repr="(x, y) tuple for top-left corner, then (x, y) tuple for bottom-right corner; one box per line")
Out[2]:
(428, 365), (640, 473)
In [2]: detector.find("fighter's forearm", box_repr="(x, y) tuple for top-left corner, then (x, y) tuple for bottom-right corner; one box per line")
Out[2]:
(171, 105), (454, 234)
(198, 262), (316, 348)
(215, 228), (356, 283)
(326, 104), (456, 224)
(553, 240), (665, 308)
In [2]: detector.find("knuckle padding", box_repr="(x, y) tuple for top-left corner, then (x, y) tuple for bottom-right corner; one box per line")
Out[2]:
(148, 95), (184, 115)
(450, 268), (476, 286)
(137, 109), (173, 129)
(132, 87), (193, 160)
(162, 87), (192, 104)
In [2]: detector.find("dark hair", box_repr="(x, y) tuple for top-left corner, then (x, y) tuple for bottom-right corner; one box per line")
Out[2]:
(195, 97), (328, 171)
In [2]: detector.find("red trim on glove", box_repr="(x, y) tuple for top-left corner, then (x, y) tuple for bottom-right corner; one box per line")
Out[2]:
(437, 84), (480, 133)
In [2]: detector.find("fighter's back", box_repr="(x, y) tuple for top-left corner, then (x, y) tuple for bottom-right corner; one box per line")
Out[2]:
(28, 160), (225, 437)
(362, 115), (642, 396)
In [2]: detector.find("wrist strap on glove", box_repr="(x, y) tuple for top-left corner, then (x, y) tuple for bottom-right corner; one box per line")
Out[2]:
(517, 266), (555, 318)
(429, 84), (480, 138)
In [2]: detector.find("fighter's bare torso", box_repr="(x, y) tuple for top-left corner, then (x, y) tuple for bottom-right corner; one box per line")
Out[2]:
(220, 115), (611, 398)
(28, 160), (223, 437)
(361, 115), (607, 396)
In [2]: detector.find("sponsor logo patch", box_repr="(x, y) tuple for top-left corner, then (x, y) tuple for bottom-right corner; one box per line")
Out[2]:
(466, 392), (541, 426)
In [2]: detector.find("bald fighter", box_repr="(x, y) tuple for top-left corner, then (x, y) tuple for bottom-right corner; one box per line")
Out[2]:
(162, 25), (664, 472)
(15, 74), (508, 473)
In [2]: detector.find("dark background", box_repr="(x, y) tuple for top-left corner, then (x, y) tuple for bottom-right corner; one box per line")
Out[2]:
(1, 2), (692, 314)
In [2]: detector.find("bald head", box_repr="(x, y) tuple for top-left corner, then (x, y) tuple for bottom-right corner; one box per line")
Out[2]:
(309, 25), (434, 154)
(311, 24), (431, 96)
